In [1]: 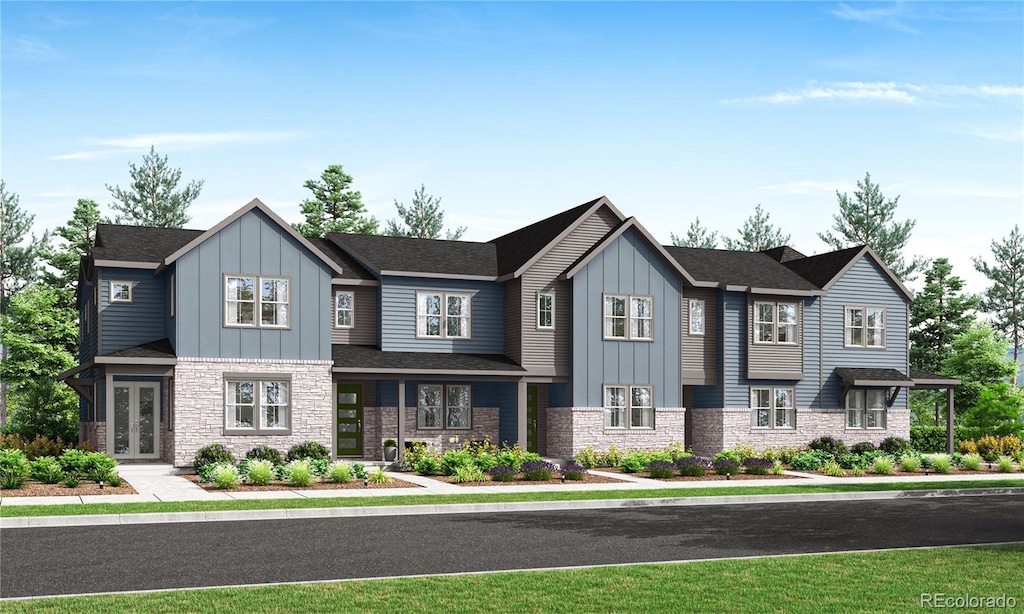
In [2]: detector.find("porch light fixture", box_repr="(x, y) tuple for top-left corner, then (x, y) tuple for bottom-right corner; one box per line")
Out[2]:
(561, 473), (566, 483)
(726, 473), (731, 480)
(99, 480), (104, 489)
(364, 477), (368, 487)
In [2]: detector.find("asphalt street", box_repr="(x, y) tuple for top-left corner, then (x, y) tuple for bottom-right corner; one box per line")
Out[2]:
(2, 494), (1022, 598)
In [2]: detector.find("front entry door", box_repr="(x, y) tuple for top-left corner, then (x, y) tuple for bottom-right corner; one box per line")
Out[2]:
(526, 385), (538, 453)
(336, 384), (363, 457)
(110, 382), (160, 460)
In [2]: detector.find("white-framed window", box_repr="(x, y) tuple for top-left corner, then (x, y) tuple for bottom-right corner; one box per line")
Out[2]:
(335, 291), (354, 328)
(689, 299), (705, 335)
(225, 378), (290, 433)
(537, 292), (555, 330)
(170, 273), (175, 317)
(604, 294), (654, 340)
(417, 384), (472, 429)
(110, 280), (133, 303)
(845, 306), (886, 348)
(225, 276), (290, 328)
(603, 384), (654, 429)
(416, 292), (471, 339)
(751, 387), (795, 429)
(846, 389), (887, 429)
(754, 301), (798, 344)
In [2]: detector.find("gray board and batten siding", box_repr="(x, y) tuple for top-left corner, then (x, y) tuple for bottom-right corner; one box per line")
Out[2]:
(331, 284), (377, 345)
(380, 276), (504, 354)
(571, 228), (683, 408)
(173, 208), (333, 361)
(516, 205), (620, 376)
(99, 266), (167, 355)
(680, 286), (719, 385)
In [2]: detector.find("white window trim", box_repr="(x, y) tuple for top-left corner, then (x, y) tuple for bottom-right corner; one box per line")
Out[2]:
(259, 277), (290, 329)
(416, 384), (472, 430)
(335, 290), (355, 329)
(846, 388), (888, 429)
(753, 301), (798, 345)
(537, 291), (555, 330)
(750, 386), (796, 429)
(110, 280), (133, 303)
(689, 298), (705, 335)
(224, 378), (291, 435)
(603, 294), (655, 341)
(415, 291), (472, 339)
(603, 384), (655, 430)
(223, 275), (291, 329)
(844, 306), (887, 348)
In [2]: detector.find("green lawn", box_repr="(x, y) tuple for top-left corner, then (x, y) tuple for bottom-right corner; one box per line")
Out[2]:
(4, 544), (1021, 613)
(2, 479), (1022, 517)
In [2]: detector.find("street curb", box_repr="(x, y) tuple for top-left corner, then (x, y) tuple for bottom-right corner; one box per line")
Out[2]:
(4, 487), (1022, 529)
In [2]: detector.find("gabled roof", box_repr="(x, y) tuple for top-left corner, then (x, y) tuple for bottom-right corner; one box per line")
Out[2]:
(91, 225), (203, 266)
(489, 196), (625, 277)
(158, 198), (344, 276)
(332, 344), (526, 376)
(761, 245), (807, 263)
(328, 233), (498, 278)
(663, 246), (821, 294)
(781, 245), (913, 301)
(307, 237), (377, 282)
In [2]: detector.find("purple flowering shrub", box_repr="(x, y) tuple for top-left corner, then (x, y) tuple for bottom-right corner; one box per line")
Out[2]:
(561, 463), (587, 480)
(677, 456), (712, 477)
(521, 460), (557, 481)
(713, 459), (741, 476)
(742, 457), (774, 475)
(489, 465), (517, 482)
(647, 460), (676, 479)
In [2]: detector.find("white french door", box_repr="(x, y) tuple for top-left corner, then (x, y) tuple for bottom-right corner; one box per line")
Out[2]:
(109, 382), (160, 460)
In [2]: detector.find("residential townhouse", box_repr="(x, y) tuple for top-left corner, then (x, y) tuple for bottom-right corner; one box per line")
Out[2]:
(61, 197), (954, 467)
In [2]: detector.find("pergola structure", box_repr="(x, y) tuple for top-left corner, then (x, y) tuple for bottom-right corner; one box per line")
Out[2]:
(910, 369), (962, 454)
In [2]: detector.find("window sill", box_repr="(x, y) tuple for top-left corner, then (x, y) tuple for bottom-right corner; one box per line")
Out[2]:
(223, 428), (293, 436)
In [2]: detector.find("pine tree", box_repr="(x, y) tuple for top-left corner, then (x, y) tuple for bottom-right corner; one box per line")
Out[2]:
(671, 217), (719, 248)
(43, 198), (103, 297)
(107, 146), (203, 228)
(973, 226), (1024, 364)
(722, 204), (790, 251)
(385, 185), (465, 240)
(910, 258), (981, 374)
(818, 172), (925, 281)
(294, 165), (379, 238)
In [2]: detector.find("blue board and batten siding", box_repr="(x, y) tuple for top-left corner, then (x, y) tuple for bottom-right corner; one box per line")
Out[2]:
(99, 267), (167, 354)
(173, 209), (332, 360)
(380, 277), (504, 353)
(571, 230), (682, 408)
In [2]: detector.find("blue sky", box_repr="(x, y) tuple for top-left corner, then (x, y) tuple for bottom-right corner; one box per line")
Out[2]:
(3, 1), (1022, 293)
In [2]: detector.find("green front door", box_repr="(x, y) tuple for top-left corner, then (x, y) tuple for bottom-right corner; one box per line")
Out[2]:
(527, 385), (538, 453)
(336, 384), (363, 457)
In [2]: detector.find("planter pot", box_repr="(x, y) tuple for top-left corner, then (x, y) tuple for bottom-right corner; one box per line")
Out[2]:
(383, 446), (398, 462)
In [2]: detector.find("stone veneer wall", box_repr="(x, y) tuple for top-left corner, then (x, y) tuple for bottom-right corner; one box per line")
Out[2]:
(688, 407), (912, 457)
(80, 422), (107, 453)
(545, 407), (687, 460)
(172, 357), (333, 467)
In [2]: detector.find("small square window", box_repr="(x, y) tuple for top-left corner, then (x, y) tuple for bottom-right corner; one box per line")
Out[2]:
(110, 281), (133, 303)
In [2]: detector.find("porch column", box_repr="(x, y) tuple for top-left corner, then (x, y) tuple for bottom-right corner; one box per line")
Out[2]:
(946, 387), (955, 455)
(517, 377), (528, 448)
(397, 379), (406, 460)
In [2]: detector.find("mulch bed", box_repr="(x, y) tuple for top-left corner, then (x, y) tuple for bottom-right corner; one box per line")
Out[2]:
(182, 473), (420, 491)
(0, 480), (138, 497)
(596, 467), (799, 481)
(806, 466), (1020, 478)
(425, 472), (627, 486)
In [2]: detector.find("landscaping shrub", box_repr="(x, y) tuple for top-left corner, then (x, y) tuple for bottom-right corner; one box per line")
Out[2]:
(414, 456), (440, 476)
(19, 435), (67, 460)
(713, 449), (743, 464)
(742, 457), (773, 475)
(677, 457), (711, 477)
(771, 460), (785, 475)
(910, 426), (966, 453)
(930, 454), (953, 474)
(822, 460), (845, 477)
(472, 452), (500, 472)
(976, 435), (1001, 461)
(960, 453), (982, 471)
(369, 466), (395, 484)
(789, 450), (829, 471)
(729, 443), (759, 461)
(193, 443), (235, 473)
(284, 460), (314, 487)
(837, 454), (869, 470)
(605, 445), (623, 467)
(713, 459), (740, 476)
(620, 451), (649, 474)
(808, 436), (847, 457)
(85, 452), (118, 482)
(245, 444), (284, 467)
(850, 467), (865, 476)
(451, 465), (485, 483)
(211, 463), (240, 489)
(574, 446), (600, 469)
(561, 463), (587, 480)
(327, 461), (353, 484)
(996, 456), (1016, 473)
(29, 456), (64, 484)
(957, 440), (979, 455)
(761, 446), (802, 464)
(646, 460), (676, 479)
(58, 448), (92, 477)
(61, 474), (80, 488)
(494, 444), (540, 471)
(107, 474), (124, 487)
(521, 460), (556, 481)
(997, 435), (1022, 458)
(849, 441), (876, 455)
(899, 455), (921, 473)
(879, 436), (911, 456)
(0, 449), (31, 489)
(351, 463), (368, 479)
(488, 465), (517, 482)
(440, 449), (474, 476)
(665, 441), (690, 462)
(285, 441), (330, 462)
(647, 451), (674, 464)
(871, 456), (894, 475)
(245, 459), (275, 485)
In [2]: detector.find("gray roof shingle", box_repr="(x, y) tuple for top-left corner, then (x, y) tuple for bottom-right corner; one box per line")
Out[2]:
(489, 197), (605, 276)
(663, 246), (820, 292)
(100, 338), (176, 359)
(92, 225), (203, 263)
(781, 245), (865, 289)
(327, 233), (498, 277)
(835, 367), (913, 385)
(307, 237), (376, 280)
(332, 344), (525, 373)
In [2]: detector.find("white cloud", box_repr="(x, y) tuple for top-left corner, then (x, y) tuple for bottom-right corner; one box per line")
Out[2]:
(830, 2), (919, 34)
(3, 37), (62, 62)
(726, 81), (1024, 105)
(51, 130), (311, 161)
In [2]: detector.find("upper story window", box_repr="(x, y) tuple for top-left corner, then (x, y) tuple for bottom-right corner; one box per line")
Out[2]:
(225, 276), (289, 328)
(335, 291), (354, 328)
(754, 301), (798, 344)
(225, 378), (290, 434)
(604, 294), (654, 341)
(537, 292), (554, 330)
(604, 385), (654, 429)
(110, 281), (133, 303)
(751, 387), (795, 429)
(417, 384), (471, 429)
(416, 292), (471, 339)
(846, 389), (887, 428)
(689, 299), (705, 335)
(845, 306), (886, 348)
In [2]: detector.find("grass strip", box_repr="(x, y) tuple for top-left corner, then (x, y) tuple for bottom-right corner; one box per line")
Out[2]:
(4, 543), (1022, 613)
(3, 479), (1021, 518)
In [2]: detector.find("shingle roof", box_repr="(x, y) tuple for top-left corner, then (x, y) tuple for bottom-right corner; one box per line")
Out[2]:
(761, 245), (807, 263)
(332, 344), (525, 373)
(100, 338), (176, 359)
(663, 246), (820, 292)
(835, 367), (913, 386)
(92, 225), (203, 263)
(780, 245), (865, 289)
(489, 197), (607, 276)
(326, 233), (498, 277)
(307, 237), (376, 280)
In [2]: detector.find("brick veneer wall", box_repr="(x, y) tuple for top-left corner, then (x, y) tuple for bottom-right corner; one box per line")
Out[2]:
(80, 422), (106, 453)
(688, 407), (912, 457)
(545, 407), (687, 460)
(172, 357), (333, 467)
